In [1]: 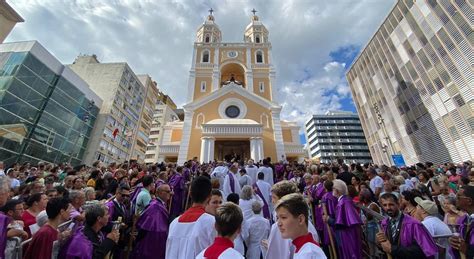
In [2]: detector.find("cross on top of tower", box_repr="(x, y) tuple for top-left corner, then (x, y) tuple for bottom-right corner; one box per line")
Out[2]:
(209, 8), (214, 16)
(251, 8), (257, 16)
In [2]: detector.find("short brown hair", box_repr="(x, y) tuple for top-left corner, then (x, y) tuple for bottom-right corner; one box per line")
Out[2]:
(275, 193), (309, 225)
(215, 202), (243, 237)
(271, 180), (298, 199)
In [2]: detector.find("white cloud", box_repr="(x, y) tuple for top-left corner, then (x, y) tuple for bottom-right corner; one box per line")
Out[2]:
(6, 0), (395, 127)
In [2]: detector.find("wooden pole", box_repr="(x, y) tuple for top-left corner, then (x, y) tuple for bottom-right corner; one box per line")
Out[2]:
(376, 223), (392, 259)
(322, 203), (337, 259)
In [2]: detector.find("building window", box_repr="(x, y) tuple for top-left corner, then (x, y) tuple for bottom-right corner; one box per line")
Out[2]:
(205, 34), (210, 43)
(202, 50), (210, 63)
(200, 81), (207, 92)
(256, 51), (263, 63)
(259, 82), (264, 92)
(256, 35), (261, 43)
(453, 94), (465, 107)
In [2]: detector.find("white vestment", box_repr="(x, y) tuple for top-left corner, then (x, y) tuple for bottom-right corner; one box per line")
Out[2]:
(293, 242), (327, 259)
(257, 166), (274, 186)
(239, 174), (253, 188)
(211, 166), (229, 190)
(245, 165), (259, 184)
(239, 197), (264, 221)
(242, 214), (270, 259)
(166, 212), (216, 259)
(195, 247), (244, 259)
(223, 172), (242, 198)
(265, 221), (320, 259)
(256, 180), (272, 215)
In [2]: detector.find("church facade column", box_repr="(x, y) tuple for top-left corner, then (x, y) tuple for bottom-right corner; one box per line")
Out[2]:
(208, 137), (215, 163)
(178, 110), (194, 164)
(200, 137), (210, 163)
(212, 47), (220, 92)
(250, 137), (264, 162)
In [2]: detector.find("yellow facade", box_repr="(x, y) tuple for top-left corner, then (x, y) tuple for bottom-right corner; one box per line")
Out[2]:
(157, 12), (305, 164)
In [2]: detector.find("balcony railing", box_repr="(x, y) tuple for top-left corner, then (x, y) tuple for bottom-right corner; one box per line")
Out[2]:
(284, 144), (306, 155)
(158, 145), (180, 154)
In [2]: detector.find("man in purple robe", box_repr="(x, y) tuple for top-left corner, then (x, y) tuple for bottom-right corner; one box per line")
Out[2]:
(105, 184), (131, 259)
(61, 203), (119, 259)
(310, 175), (326, 236)
(132, 183), (172, 259)
(377, 192), (438, 259)
(324, 179), (363, 259)
(449, 185), (474, 258)
(0, 176), (10, 259)
(321, 180), (337, 257)
(168, 166), (185, 218)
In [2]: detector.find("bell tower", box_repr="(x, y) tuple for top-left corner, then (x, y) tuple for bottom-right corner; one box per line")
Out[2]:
(196, 8), (222, 43)
(244, 9), (269, 44)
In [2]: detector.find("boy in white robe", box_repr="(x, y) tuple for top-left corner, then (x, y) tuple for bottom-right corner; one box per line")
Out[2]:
(275, 193), (326, 259)
(264, 181), (320, 259)
(166, 176), (216, 259)
(196, 202), (244, 259)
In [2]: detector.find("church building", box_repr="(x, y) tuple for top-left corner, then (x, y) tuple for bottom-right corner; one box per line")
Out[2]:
(157, 10), (305, 164)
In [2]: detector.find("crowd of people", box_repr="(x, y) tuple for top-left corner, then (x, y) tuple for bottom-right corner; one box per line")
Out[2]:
(0, 158), (473, 259)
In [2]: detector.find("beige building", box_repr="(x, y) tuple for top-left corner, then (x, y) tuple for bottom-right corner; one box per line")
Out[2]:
(158, 11), (305, 164)
(145, 99), (180, 164)
(69, 55), (147, 165)
(0, 1), (23, 43)
(346, 0), (473, 165)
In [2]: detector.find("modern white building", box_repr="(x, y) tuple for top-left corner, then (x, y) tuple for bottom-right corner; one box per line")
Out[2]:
(346, 0), (473, 165)
(305, 111), (372, 164)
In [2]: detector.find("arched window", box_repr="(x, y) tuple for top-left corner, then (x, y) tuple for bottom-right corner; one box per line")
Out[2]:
(255, 35), (261, 43)
(195, 113), (205, 128)
(260, 113), (270, 128)
(205, 34), (210, 43)
(200, 81), (206, 92)
(256, 50), (263, 63)
(202, 50), (210, 63)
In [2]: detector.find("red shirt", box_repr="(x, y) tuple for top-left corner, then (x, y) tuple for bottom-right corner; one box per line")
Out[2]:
(203, 237), (234, 259)
(21, 210), (36, 237)
(24, 224), (58, 259)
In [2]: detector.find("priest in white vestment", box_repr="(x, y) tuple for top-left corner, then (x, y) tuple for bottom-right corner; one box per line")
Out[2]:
(245, 160), (259, 184)
(242, 201), (270, 259)
(223, 165), (242, 198)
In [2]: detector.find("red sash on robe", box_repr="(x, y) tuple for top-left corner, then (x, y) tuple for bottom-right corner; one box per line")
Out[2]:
(178, 205), (206, 223)
(292, 232), (319, 253)
(203, 237), (234, 259)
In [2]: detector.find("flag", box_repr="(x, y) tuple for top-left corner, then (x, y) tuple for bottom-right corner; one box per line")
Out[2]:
(112, 128), (119, 139)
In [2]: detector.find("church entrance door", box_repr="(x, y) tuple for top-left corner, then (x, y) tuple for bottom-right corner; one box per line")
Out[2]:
(214, 140), (250, 163)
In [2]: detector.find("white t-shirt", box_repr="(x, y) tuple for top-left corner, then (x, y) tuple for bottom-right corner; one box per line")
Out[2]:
(422, 215), (452, 259)
(369, 176), (384, 193)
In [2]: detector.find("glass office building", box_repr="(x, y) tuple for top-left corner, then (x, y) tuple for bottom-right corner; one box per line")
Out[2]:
(0, 41), (102, 166)
(346, 0), (473, 165)
(305, 111), (372, 164)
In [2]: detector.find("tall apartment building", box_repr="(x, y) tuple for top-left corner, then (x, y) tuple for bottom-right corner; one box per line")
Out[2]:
(133, 74), (160, 163)
(144, 92), (178, 164)
(0, 41), (102, 166)
(346, 0), (473, 165)
(0, 1), (24, 43)
(305, 111), (372, 164)
(69, 55), (146, 165)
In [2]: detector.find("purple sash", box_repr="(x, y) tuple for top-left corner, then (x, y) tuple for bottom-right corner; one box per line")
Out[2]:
(228, 172), (235, 193)
(253, 183), (270, 219)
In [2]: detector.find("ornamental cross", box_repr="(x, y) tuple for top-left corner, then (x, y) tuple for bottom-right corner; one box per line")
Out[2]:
(251, 8), (257, 15)
(209, 8), (214, 15)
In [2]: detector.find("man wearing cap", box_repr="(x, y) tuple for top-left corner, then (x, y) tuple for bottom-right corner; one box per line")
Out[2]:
(415, 197), (451, 258)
